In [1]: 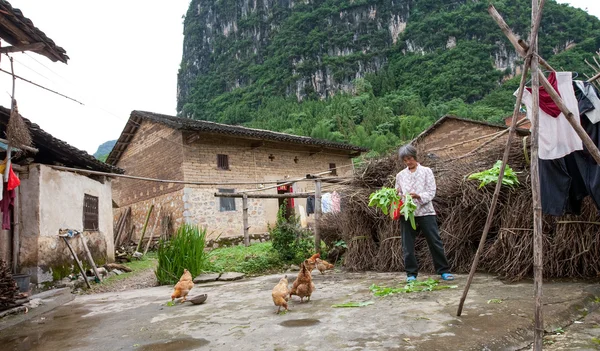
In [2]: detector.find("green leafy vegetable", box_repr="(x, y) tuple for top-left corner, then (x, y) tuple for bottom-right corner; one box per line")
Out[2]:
(369, 278), (458, 297)
(400, 193), (417, 230)
(332, 301), (374, 308)
(467, 160), (520, 189)
(368, 187), (401, 218)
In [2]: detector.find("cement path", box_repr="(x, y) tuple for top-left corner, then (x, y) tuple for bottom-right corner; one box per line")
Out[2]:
(2, 272), (599, 351)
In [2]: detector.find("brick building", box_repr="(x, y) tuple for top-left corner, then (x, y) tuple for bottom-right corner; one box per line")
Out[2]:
(106, 111), (366, 240)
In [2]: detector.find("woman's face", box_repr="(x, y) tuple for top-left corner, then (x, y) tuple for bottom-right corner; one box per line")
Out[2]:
(402, 156), (418, 170)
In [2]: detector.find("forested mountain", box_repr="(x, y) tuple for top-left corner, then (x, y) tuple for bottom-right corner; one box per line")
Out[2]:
(93, 140), (117, 161)
(177, 0), (600, 155)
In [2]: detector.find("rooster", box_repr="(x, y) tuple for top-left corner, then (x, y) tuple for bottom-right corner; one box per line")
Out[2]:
(315, 258), (334, 274)
(272, 275), (291, 313)
(290, 259), (315, 303)
(171, 269), (194, 303)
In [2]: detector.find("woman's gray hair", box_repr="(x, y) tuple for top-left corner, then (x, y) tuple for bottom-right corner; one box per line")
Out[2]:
(398, 144), (418, 160)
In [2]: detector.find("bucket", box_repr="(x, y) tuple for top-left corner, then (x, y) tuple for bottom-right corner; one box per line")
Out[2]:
(12, 274), (30, 293)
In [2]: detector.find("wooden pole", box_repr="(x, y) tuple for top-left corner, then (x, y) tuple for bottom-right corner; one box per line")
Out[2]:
(214, 192), (312, 199)
(314, 180), (322, 253)
(144, 207), (162, 255)
(114, 207), (131, 246)
(4, 56), (15, 181)
(79, 233), (101, 282)
(531, 1), (544, 348)
(242, 195), (249, 247)
(457, 57), (532, 316)
(60, 236), (91, 289)
(135, 205), (154, 253)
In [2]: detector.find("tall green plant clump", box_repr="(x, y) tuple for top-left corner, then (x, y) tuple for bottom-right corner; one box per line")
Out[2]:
(269, 202), (315, 264)
(155, 224), (209, 285)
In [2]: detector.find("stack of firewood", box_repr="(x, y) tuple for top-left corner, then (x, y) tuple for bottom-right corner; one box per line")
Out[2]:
(0, 260), (18, 311)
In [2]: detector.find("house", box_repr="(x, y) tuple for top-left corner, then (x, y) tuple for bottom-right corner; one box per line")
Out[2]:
(413, 115), (529, 159)
(106, 111), (367, 240)
(0, 107), (123, 284)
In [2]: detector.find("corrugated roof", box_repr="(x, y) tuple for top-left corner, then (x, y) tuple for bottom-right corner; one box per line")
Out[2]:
(0, 106), (123, 173)
(106, 110), (368, 166)
(0, 0), (68, 63)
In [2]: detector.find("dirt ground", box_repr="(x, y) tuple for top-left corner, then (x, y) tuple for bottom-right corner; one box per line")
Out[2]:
(2, 272), (600, 351)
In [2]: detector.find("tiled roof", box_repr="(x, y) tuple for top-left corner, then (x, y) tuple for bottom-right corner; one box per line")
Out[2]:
(0, 0), (68, 63)
(106, 110), (368, 165)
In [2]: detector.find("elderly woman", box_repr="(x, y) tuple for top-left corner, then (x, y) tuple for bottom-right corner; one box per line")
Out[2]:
(395, 144), (454, 282)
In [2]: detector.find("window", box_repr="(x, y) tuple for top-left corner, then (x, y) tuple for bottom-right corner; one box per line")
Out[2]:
(83, 194), (99, 231)
(329, 163), (337, 176)
(217, 154), (229, 170)
(218, 189), (236, 212)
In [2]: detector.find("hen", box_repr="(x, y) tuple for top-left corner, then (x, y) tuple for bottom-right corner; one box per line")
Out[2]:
(271, 275), (291, 313)
(315, 258), (334, 274)
(171, 269), (194, 303)
(290, 259), (315, 303)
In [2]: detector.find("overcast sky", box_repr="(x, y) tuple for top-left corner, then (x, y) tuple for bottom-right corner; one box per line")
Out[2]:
(0, 0), (597, 155)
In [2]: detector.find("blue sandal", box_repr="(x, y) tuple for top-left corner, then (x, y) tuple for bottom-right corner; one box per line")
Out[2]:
(441, 273), (455, 281)
(406, 276), (417, 283)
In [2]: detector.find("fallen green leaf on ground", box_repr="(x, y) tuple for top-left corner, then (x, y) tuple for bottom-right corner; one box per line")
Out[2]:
(370, 278), (457, 297)
(332, 301), (374, 308)
(487, 299), (503, 304)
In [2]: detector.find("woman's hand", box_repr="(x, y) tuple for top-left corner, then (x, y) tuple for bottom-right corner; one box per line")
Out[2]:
(409, 193), (421, 200)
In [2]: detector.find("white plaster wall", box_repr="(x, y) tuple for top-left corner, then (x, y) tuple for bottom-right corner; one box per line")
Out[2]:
(38, 165), (114, 262)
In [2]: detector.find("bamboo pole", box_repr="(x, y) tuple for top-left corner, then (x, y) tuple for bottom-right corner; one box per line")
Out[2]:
(79, 233), (101, 282)
(60, 236), (91, 289)
(242, 195), (249, 247)
(457, 56), (532, 316)
(135, 205), (154, 253)
(314, 180), (322, 253)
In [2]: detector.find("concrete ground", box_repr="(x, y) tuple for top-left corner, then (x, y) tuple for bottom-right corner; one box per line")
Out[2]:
(1, 272), (600, 351)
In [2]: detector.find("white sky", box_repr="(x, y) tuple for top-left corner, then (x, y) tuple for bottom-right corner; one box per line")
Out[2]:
(0, 0), (597, 155)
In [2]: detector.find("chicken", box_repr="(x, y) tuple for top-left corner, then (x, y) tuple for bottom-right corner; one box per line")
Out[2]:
(304, 253), (320, 272)
(315, 258), (334, 274)
(290, 259), (315, 303)
(271, 275), (291, 313)
(171, 269), (194, 303)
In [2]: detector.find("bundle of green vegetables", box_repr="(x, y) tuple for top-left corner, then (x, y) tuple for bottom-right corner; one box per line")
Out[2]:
(467, 160), (520, 189)
(368, 187), (417, 229)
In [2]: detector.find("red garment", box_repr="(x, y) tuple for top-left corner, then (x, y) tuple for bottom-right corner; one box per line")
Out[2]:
(7, 165), (20, 191)
(1, 185), (14, 230)
(526, 72), (562, 117)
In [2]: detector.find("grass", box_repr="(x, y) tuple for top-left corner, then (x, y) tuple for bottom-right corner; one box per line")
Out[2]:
(156, 224), (209, 285)
(205, 242), (285, 276)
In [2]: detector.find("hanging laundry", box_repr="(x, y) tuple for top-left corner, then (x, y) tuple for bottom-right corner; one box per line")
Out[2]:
(330, 191), (341, 213)
(7, 165), (20, 191)
(306, 195), (315, 215)
(321, 192), (332, 213)
(0, 185), (14, 230)
(517, 71), (583, 160)
(574, 80), (600, 124)
(526, 72), (562, 117)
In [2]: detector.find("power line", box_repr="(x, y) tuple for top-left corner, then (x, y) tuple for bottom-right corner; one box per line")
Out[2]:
(0, 67), (84, 105)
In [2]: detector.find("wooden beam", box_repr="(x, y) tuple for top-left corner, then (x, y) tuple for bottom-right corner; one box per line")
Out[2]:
(214, 192), (312, 199)
(242, 195), (249, 247)
(314, 180), (322, 254)
(0, 14), (31, 45)
(0, 42), (44, 54)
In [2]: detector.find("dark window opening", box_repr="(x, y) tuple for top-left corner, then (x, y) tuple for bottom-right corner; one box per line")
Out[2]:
(217, 154), (229, 170)
(83, 194), (99, 231)
(329, 163), (337, 176)
(219, 189), (236, 212)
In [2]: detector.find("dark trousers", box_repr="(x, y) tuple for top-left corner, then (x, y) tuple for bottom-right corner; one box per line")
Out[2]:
(400, 215), (450, 277)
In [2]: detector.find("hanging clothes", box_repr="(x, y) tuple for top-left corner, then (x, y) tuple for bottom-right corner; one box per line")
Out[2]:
(321, 193), (332, 213)
(526, 72), (562, 117)
(574, 80), (600, 124)
(0, 185), (14, 230)
(7, 165), (20, 191)
(306, 195), (315, 215)
(330, 191), (341, 213)
(517, 71), (583, 160)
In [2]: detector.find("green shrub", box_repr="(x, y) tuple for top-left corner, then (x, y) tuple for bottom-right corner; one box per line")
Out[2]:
(269, 202), (315, 264)
(206, 242), (284, 275)
(155, 224), (208, 285)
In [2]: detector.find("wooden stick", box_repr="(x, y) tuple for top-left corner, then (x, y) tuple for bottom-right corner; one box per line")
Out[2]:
(60, 236), (91, 289)
(4, 56), (15, 181)
(114, 211), (125, 240)
(0, 137), (37, 153)
(135, 205), (154, 253)
(487, 5), (527, 57)
(79, 233), (101, 282)
(12, 182), (20, 273)
(242, 195), (249, 247)
(0, 43), (44, 54)
(587, 71), (600, 83)
(457, 57), (532, 316)
(314, 180), (322, 253)
(114, 207), (130, 246)
(214, 192), (312, 199)
(143, 207), (161, 255)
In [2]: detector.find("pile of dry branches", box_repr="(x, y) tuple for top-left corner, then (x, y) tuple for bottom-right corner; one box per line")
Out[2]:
(329, 140), (600, 281)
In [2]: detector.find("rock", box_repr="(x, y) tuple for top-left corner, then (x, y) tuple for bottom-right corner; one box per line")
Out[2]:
(112, 269), (123, 275)
(289, 265), (300, 271)
(193, 273), (221, 284)
(24, 298), (43, 309)
(217, 272), (245, 281)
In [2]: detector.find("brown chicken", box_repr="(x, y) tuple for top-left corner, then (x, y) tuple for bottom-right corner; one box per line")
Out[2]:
(290, 259), (315, 303)
(271, 275), (291, 313)
(171, 269), (194, 303)
(304, 253), (320, 272)
(315, 258), (334, 274)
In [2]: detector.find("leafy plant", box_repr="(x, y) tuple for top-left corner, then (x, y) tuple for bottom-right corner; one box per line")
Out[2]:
(487, 299), (504, 304)
(155, 224), (209, 285)
(269, 201), (315, 264)
(206, 242), (284, 275)
(334, 240), (347, 249)
(368, 187), (401, 218)
(400, 193), (418, 230)
(467, 160), (520, 189)
(332, 301), (374, 308)
(369, 278), (457, 297)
